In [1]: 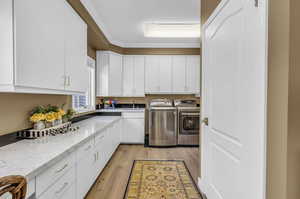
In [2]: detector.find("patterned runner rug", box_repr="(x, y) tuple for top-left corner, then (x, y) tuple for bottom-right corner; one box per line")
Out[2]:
(124, 160), (202, 199)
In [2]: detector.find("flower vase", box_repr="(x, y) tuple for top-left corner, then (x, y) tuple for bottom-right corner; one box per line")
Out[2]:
(55, 119), (62, 126)
(62, 118), (69, 123)
(33, 121), (45, 130)
(45, 121), (54, 128)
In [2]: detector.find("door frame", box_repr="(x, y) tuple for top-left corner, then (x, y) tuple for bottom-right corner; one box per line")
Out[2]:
(198, 0), (269, 198)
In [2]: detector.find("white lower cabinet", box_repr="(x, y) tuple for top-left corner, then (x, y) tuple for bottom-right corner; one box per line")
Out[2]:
(76, 139), (96, 199)
(33, 118), (137, 199)
(38, 168), (76, 199)
(121, 112), (145, 144)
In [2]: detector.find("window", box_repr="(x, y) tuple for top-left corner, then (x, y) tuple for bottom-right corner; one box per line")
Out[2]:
(72, 57), (96, 112)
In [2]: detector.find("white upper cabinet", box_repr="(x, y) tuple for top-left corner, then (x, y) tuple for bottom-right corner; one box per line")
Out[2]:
(0, 0), (88, 94)
(159, 56), (173, 93)
(172, 56), (187, 93)
(97, 51), (123, 97)
(145, 55), (172, 94)
(123, 56), (135, 96)
(145, 55), (200, 95)
(145, 56), (160, 93)
(186, 55), (201, 94)
(172, 55), (201, 94)
(64, 2), (88, 93)
(123, 55), (145, 97)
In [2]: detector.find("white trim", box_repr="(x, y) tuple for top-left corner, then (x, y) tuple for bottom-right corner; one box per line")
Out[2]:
(0, 85), (86, 95)
(80, 0), (200, 49)
(122, 42), (201, 48)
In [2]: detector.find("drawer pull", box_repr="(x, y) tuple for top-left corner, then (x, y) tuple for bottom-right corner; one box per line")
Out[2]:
(98, 135), (104, 140)
(55, 164), (68, 173)
(55, 182), (69, 195)
(84, 145), (92, 151)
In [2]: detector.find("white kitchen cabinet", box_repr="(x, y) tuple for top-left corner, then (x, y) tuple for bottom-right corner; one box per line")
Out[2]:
(97, 51), (123, 97)
(172, 56), (187, 93)
(186, 55), (201, 94)
(122, 112), (145, 144)
(159, 56), (173, 93)
(134, 57), (146, 96)
(64, 2), (88, 93)
(145, 56), (160, 93)
(38, 168), (76, 199)
(0, 0), (88, 94)
(76, 140), (95, 199)
(123, 56), (135, 96)
(145, 56), (172, 94)
(123, 55), (145, 97)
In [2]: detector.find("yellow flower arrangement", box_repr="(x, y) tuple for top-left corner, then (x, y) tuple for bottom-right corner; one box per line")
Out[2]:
(58, 109), (66, 117)
(45, 112), (57, 122)
(30, 113), (46, 123)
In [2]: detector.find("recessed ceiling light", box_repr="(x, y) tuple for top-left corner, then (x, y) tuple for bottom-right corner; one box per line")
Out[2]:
(144, 23), (200, 38)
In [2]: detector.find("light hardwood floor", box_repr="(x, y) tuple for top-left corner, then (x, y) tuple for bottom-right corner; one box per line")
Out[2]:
(86, 144), (200, 199)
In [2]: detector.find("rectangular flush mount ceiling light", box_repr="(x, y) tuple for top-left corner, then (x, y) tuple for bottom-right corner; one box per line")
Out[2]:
(144, 23), (200, 38)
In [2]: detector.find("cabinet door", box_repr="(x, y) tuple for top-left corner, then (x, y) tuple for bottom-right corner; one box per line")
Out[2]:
(133, 56), (145, 96)
(109, 53), (123, 96)
(172, 56), (187, 93)
(64, 2), (88, 93)
(159, 56), (172, 93)
(123, 56), (134, 96)
(96, 52), (109, 96)
(186, 55), (200, 93)
(14, 0), (65, 90)
(145, 56), (160, 93)
(77, 142), (95, 199)
(94, 133), (106, 176)
(122, 119), (144, 144)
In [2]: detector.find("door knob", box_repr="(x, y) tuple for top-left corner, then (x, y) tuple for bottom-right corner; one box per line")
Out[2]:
(202, 117), (209, 126)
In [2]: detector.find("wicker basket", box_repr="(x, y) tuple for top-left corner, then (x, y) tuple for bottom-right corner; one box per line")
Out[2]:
(17, 122), (72, 139)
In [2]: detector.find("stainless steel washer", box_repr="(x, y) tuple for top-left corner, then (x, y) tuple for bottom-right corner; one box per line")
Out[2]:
(148, 99), (177, 147)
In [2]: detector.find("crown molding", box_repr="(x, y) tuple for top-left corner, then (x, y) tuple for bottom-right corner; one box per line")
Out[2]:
(80, 0), (200, 49)
(120, 42), (201, 48)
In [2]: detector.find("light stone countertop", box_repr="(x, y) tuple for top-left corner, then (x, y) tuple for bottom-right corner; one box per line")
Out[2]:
(0, 116), (121, 180)
(96, 108), (145, 113)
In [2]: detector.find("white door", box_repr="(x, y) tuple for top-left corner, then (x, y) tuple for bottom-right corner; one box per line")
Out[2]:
(158, 56), (172, 93)
(64, 2), (88, 93)
(172, 56), (186, 93)
(145, 56), (160, 93)
(200, 0), (267, 199)
(123, 56), (134, 96)
(134, 56), (145, 96)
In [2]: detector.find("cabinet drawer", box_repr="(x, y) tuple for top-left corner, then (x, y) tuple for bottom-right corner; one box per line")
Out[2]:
(95, 131), (106, 145)
(77, 139), (94, 159)
(36, 153), (75, 197)
(38, 167), (75, 199)
(122, 112), (145, 118)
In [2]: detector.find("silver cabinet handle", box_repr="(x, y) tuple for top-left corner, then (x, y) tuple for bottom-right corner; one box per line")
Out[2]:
(55, 182), (69, 195)
(67, 76), (71, 86)
(55, 164), (68, 173)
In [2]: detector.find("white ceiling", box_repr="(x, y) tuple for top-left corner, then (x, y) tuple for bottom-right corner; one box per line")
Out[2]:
(81, 0), (201, 48)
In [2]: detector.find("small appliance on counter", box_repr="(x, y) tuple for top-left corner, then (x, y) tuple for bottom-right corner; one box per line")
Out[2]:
(103, 99), (117, 109)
